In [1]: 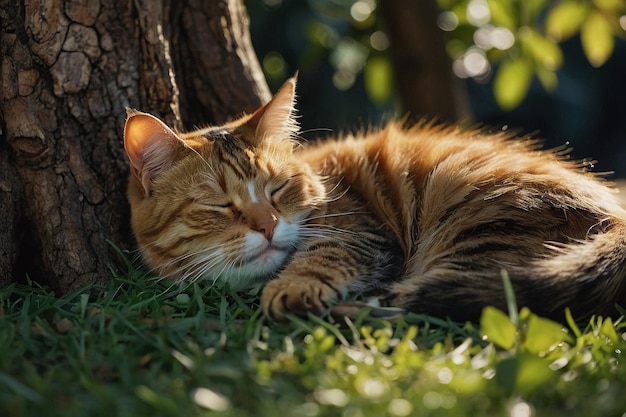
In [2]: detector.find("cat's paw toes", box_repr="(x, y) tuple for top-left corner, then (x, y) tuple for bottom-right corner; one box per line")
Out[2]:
(261, 278), (341, 321)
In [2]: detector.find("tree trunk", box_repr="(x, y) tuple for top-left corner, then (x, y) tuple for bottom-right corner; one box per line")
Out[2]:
(379, 0), (466, 122)
(0, 0), (268, 293)
(167, 0), (270, 128)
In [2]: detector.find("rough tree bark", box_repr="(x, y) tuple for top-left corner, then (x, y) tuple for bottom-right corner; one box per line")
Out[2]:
(0, 0), (269, 293)
(167, 0), (270, 129)
(379, 0), (465, 122)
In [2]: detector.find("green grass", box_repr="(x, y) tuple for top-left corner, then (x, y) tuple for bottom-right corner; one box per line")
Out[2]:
(0, 265), (624, 416)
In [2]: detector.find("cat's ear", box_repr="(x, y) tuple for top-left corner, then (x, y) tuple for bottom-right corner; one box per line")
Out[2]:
(124, 109), (184, 195)
(246, 76), (298, 144)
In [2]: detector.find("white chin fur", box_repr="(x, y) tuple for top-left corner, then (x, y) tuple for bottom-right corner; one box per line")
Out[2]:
(216, 217), (300, 290)
(224, 249), (291, 290)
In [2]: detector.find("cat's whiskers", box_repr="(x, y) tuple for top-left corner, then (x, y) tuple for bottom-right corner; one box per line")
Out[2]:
(299, 211), (362, 235)
(299, 230), (369, 254)
(297, 127), (334, 137)
(320, 176), (350, 203)
(297, 218), (375, 254)
(125, 246), (149, 267)
(183, 256), (223, 284)
(304, 211), (365, 222)
(209, 259), (238, 286)
(141, 240), (221, 270)
(293, 128), (334, 148)
(299, 226), (354, 238)
(193, 245), (241, 283)
(154, 243), (226, 282)
(298, 225), (359, 242)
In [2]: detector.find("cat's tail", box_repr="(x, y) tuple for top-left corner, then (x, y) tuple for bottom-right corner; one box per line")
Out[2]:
(521, 217), (626, 323)
(391, 215), (626, 324)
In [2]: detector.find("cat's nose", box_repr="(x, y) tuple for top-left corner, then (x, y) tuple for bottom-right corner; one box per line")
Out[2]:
(244, 202), (278, 241)
(254, 214), (278, 241)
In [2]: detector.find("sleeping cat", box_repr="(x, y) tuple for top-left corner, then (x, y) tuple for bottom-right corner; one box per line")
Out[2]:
(124, 77), (626, 323)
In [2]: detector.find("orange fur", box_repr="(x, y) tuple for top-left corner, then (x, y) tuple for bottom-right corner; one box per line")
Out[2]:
(124, 77), (626, 323)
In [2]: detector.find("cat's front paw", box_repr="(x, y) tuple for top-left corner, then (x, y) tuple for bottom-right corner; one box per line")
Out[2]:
(261, 277), (341, 321)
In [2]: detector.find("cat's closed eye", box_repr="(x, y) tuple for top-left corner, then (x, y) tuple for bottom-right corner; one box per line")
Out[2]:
(209, 202), (235, 210)
(269, 180), (289, 199)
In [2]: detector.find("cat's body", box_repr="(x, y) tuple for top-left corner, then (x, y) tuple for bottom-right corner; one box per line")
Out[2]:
(124, 78), (626, 323)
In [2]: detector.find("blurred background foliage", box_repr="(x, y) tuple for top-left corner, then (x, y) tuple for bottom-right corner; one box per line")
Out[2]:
(246, 0), (396, 133)
(246, 0), (626, 175)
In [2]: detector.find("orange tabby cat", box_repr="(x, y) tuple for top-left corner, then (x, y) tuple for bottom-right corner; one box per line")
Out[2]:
(124, 77), (626, 323)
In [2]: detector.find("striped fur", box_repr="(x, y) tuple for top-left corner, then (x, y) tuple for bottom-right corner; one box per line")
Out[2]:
(124, 78), (626, 323)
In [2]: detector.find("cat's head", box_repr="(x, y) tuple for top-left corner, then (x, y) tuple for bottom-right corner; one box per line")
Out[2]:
(123, 78), (326, 289)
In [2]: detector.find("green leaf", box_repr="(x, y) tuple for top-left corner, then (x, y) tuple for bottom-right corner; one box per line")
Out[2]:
(599, 317), (618, 345)
(581, 10), (615, 67)
(523, 313), (570, 354)
(546, 1), (590, 41)
(594, 0), (626, 13)
(480, 306), (518, 350)
(564, 307), (582, 338)
(364, 55), (393, 104)
(521, 28), (564, 70)
(526, 0), (550, 19)
(493, 56), (533, 110)
(515, 354), (556, 393)
(497, 354), (556, 394)
(0, 371), (42, 402)
(488, 0), (517, 30)
(451, 3), (471, 25)
(535, 65), (558, 91)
